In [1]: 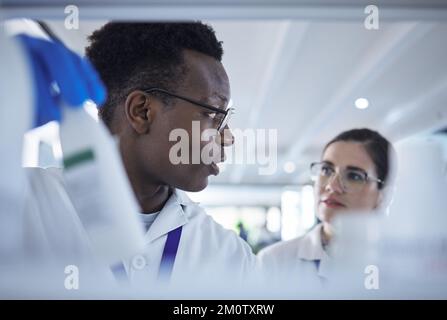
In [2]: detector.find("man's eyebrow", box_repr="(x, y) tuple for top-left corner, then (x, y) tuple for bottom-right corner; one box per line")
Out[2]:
(321, 160), (334, 166)
(216, 94), (228, 104)
(198, 93), (228, 110)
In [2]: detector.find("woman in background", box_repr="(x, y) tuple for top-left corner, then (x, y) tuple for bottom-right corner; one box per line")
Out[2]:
(258, 128), (395, 283)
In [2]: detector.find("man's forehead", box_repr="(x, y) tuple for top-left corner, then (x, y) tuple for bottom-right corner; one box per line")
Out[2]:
(181, 50), (230, 102)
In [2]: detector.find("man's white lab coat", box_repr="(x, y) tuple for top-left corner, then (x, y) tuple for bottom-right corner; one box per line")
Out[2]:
(22, 167), (258, 288)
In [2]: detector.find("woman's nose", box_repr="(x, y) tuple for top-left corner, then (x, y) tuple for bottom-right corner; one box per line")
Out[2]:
(325, 173), (344, 193)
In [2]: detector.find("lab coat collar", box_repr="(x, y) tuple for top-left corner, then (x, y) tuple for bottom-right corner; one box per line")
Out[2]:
(144, 189), (193, 243)
(297, 223), (331, 279)
(297, 223), (329, 261)
(174, 188), (197, 207)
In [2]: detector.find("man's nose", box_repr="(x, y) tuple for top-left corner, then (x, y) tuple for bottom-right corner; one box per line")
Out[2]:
(325, 173), (345, 194)
(216, 125), (234, 147)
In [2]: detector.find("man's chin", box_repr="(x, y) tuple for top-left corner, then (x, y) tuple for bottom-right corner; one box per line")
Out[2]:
(178, 178), (209, 193)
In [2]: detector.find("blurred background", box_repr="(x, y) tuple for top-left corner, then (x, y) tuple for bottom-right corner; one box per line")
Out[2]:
(3, 0), (446, 253)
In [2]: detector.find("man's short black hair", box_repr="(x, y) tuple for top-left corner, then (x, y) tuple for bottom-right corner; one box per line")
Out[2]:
(85, 22), (224, 129)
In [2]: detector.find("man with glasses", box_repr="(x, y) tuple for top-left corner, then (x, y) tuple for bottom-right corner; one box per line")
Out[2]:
(84, 22), (257, 286)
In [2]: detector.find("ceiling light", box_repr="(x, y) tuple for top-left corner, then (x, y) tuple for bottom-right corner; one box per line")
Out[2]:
(355, 98), (369, 109)
(283, 161), (296, 174)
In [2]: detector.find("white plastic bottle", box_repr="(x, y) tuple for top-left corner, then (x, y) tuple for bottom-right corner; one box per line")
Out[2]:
(0, 24), (33, 257)
(378, 137), (447, 298)
(59, 104), (146, 267)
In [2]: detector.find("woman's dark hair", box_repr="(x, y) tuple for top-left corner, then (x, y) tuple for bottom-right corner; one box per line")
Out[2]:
(323, 128), (394, 189)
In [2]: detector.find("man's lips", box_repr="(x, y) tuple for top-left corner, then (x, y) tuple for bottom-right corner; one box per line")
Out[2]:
(210, 162), (220, 176)
(207, 149), (225, 176)
(213, 152), (226, 165)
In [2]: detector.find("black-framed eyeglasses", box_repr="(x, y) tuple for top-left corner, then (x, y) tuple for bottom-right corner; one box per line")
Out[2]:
(310, 161), (383, 193)
(142, 88), (235, 132)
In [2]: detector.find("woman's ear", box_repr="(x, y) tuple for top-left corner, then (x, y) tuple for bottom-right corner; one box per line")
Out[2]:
(124, 90), (153, 134)
(374, 185), (395, 213)
(374, 191), (384, 210)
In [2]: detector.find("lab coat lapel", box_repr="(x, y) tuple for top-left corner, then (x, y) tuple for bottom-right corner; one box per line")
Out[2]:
(317, 253), (331, 279)
(297, 224), (326, 261)
(296, 224), (331, 279)
(144, 189), (190, 244)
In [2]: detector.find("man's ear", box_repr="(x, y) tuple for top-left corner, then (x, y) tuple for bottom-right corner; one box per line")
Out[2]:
(124, 90), (153, 134)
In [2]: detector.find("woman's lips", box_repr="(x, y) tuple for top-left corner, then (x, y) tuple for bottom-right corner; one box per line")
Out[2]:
(321, 199), (345, 208)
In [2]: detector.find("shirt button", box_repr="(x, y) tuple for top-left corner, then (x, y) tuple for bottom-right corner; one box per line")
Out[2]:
(131, 255), (147, 270)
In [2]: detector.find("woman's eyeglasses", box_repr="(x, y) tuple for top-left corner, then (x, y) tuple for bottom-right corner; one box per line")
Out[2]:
(310, 161), (383, 193)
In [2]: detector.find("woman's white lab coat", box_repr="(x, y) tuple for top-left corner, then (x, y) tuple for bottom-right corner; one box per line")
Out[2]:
(258, 223), (331, 287)
(21, 167), (259, 288)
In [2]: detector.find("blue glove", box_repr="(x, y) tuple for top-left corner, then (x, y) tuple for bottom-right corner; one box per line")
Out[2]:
(15, 34), (106, 128)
